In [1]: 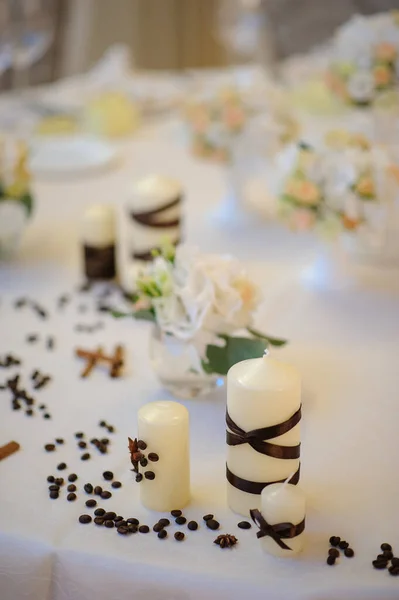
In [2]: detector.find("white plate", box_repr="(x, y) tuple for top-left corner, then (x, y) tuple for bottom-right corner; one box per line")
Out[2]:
(29, 136), (118, 177)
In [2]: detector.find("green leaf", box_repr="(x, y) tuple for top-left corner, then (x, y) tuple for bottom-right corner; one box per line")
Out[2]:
(247, 327), (288, 347)
(133, 308), (156, 322)
(19, 193), (34, 218)
(111, 310), (134, 319)
(202, 336), (268, 376)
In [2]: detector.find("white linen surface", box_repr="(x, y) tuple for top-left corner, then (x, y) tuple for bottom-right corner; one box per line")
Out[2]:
(1, 121), (399, 600)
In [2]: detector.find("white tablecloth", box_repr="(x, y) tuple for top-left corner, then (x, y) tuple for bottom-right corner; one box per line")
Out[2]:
(1, 115), (399, 600)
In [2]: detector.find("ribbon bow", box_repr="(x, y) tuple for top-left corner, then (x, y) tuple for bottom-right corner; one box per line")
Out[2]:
(226, 406), (301, 460)
(250, 509), (305, 551)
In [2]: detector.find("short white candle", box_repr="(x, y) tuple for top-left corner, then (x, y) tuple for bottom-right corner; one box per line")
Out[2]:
(138, 401), (190, 512)
(259, 482), (306, 557)
(227, 353), (301, 516)
(127, 175), (182, 260)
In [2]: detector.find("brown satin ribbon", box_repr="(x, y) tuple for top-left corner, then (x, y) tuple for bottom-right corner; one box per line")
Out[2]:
(130, 196), (182, 228)
(226, 464), (300, 495)
(132, 237), (182, 261)
(250, 508), (305, 551)
(84, 244), (116, 280)
(226, 406), (301, 460)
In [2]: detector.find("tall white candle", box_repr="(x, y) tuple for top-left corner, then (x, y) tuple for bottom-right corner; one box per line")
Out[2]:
(127, 175), (182, 261)
(138, 401), (190, 512)
(226, 353), (301, 516)
(81, 204), (116, 280)
(258, 482), (306, 557)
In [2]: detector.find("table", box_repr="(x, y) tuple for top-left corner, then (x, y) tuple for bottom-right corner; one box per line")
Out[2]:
(1, 103), (399, 600)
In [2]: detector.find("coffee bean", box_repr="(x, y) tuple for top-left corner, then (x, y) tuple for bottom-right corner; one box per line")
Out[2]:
(55, 478), (64, 486)
(187, 521), (198, 531)
(153, 522), (164, 532)
(171, 510), (182, 517)
(107, 426), (114, 434)
(103, 471), (113, 481)
(137, 440), (146, 450)
(45, 444), (56, 452)
(84, 483), (93, 494)
(384, 550), (394, 560)
(43, 413), (51, 419)
(67, 492), (77, 501)
(158, 529), (167, 539)
(237, 521), (251, 530)
(377, 554), (386, 560)
(94, 486), (103, 495)
(57, 462), (67, 471)
(86, 499), (97, 508)
(326, 555), (336, 566)
(139, 525), (149, 533)
(114, 516), (123, 523)
(140, 458), (148, 467)
(104, 512), (116, 520)
(94, 517), (104, 525)
(175, 516), (186, 525)
(203, 514), (214, 522)
(99, 420), (106, 427)
(338, 540), (349, 550)
(26, 409), (33, 416)
(47, 475), (55, 483)
(135, 474), (143, 483)
(159, 518), (170, 527)
(78, 441), (87, 449)
(391, 557), (399, 568)
(144, 471), (155, 480)
(101, 491), (112, 499)
(75, 432), (84, 439)
(111, 481), (121, 489)
(206, 519), (220, 531)
(104, 520), (114, 528)
(27, 334), (38, 343)
(127, 518), (139, 525)
(55, 438), (64, 445)
(329, 536), (340, 547)
(119, 521), (128, 528)
(49, 490), (59, 499)
(101, 438), (109, 445)
(94, 508), (105, 517)
(79, 514), (92, 524)
(174, 532), (185, 541)
(68, 474), (77, 482)
(117, 526), (129, 535)
(91, 438), (99, 445)
(389, 566), (399, 576)
(329, 548), (340, 558)
(373, 559), (388, 569)
(127, 524), (138, 533)
(381, 543), (392, 552)
(67, 484), (77, 492)
(81, 453), (90, 461)
(148, 452), (159, 462)
(49, 484), (60, 491)
(344, 548), (354, 558)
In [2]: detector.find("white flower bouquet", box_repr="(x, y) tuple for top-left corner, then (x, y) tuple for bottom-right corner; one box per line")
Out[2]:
(114, 243), (286, 380)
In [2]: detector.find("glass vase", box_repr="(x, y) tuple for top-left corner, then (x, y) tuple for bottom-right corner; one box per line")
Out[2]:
(149, 325), (223, 399)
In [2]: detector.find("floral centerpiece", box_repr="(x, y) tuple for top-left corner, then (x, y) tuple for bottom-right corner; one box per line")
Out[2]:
(0, 139), (34, 258)
(114, 243), (286, 398)
(326, 11), (399, 107)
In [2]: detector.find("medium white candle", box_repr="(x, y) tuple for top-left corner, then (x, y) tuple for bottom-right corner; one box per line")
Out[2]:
(226, 352), (301, 516)
(258, 482), (306, 557)
(127, 175), (182, 261)
(138, 401), (190, 512)
(81, 204), (116, 280)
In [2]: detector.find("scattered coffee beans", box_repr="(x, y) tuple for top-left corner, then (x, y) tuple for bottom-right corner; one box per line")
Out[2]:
(79, 514), (92, 524)
(78, 441), (87, 449)
(135, 474), (143, 483)
(144, 471), (155, 480)
(174, 532), (185, 542)
(101, 490), (112, 499)
(55, 478), (64, 486)
(67, 484), (77, 492)
(327, 555), (336, 566)
(344, 548), (354, 558)
(384, 551), (394, 560)
(153, 522), (164, 532)
(44, 444), (56, 452)
(68, 473), (78, 482)
(338, 540), (349, 550)
(57, 462), (67, 470)
(381, 543), (392, 552)
(237, 521), (251, 530)
(171, 510), (182, 518)
(148, 453), (159, 462)
(55, 438), (64, 444)
(49, 484), (60, 492)
(103, 471), (113, 481)
(75, 432), (84, 439)
(81, 453), (90, 461)
(104, 520), (114, 528)
(373, 559), (388, 569)
(206, 519), (220, 531)
(389, 566), (399, 576)
(94, 508), (105, 517)
(49, 490), (59, 499)
(86, 499), (97, 508)
(47, 475), (55, 483)
(111, 481), (121, 489)
(67, 492), (77, 501)
(84, 483), (93, 494)
(328, 548), (340, 559)
(329, 536), (340, 547)
(139, 525), (149, 534)
(187, 521), (198, 531)
(159, 518), (170, 527)
(203, 514), (213, 522)
(175, 516), (186, 525)
(137, 440), (146, 450)
(94, 486), (102, 495)
(104, 512), (116, 520)
(127, 518), (139, 525)
(157, 529), (167, 539)
(94, 517), (104, 526)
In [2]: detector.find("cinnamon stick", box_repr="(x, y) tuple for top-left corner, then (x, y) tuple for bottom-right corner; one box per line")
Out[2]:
(110, 345), (125, 378)
(0, 441), (20, 461)
(81, 346), (103, 378)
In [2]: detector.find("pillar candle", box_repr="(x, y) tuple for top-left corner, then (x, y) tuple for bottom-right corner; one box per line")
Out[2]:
(259, 482), (306, 557)
(226, 352), (301, 516)
(138, 401), (190, 512)
(81, 204), (116, 280)
(127, 175), (182, 261)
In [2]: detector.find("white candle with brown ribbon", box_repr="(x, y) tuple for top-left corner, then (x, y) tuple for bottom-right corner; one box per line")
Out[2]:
(81, 204), (116, 280)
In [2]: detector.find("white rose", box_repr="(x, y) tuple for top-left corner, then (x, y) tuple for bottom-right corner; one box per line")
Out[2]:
(347, 71), (375, 103)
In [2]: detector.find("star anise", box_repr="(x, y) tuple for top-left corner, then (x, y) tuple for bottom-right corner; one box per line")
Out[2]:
(128, 437), (144, 473)
(214, 534), (238, 549)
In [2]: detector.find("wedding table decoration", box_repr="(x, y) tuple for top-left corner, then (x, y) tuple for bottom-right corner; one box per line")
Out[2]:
(0, 138), (34, 258)
(113, 243), (286, 398)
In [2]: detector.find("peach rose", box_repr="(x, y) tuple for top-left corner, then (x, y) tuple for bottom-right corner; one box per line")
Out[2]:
(374, 65), (393, 87)
(285, 179), (321, 206)
(223, 105), (246, 131)
(375, 43), (397, 63)
(325, 71), (348, 100)
(342, 214), (360, 230)
(355, 176), (375, 198)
